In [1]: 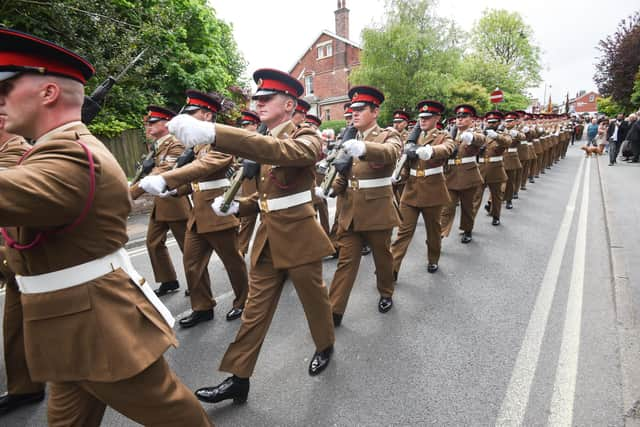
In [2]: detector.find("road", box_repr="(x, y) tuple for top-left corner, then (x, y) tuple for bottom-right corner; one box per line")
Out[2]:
(0, 144), (633, 426)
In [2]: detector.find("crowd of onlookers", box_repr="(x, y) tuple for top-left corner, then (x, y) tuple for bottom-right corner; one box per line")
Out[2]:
(583, 111), (640, 165)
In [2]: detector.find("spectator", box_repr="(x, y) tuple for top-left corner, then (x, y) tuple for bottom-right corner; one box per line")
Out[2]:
(626, 112), (640, 163)
(597, 119), (609, 154)
(621, 114), (637, 161)
(607, 113), (630, 165)
(586, 118), (599, 146)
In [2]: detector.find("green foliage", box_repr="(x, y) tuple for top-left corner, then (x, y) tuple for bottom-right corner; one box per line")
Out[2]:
(630, 68), (640, 109)
(0, 0), (246, 132)
(597, 96), (628, 117)
(320, 120), (348, 135)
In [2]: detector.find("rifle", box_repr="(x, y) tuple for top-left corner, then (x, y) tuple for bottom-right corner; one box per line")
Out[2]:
(319, 125), (358, 195)
(130, 147), (155, 186)
(81, 49), (146, 125)
(218, 124), (268, 213)
(391, 124), (422, 182)
(172, 147), (196, 170)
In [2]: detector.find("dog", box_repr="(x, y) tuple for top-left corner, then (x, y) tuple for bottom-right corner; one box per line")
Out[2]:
(581, 144), (604, 157)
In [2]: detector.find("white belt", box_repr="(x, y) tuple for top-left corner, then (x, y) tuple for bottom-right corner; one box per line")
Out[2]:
(349, 177), (392, 190)
(447, 157), (476, 165)
(527, 142), (533, 146)
(409, 166), (443, 177)
(259, 190), (312, 213)
(520, 141), (529, 145)
(507, 148), (518, 153)
(15, 248), (174, 328)
(192, 178), (230, 192)
(478, 156), (503, 163)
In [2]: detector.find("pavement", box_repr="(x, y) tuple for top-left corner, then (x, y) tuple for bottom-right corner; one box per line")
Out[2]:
(1, 140), (640, 426)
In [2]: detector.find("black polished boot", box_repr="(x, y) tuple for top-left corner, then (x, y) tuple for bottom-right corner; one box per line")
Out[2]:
(195, 376), (249, 404)
(0, 391), (45, 415)
(461, 231), (472, 244)
(225, 307), (243, 321)
(427, 264), (439, 273)
(309, 345), (334, 376)
(179, 309), (214, 328)
(506, 201), (513, 209)
(361, 244), (371, 256)
(378, 296), (393, 313)
(513, 192), (519, 199)
(492, 217), (501, 226)
(154, 280), (179, 296)
(332, 312), (343, 327)
(484, 201), (491, 213)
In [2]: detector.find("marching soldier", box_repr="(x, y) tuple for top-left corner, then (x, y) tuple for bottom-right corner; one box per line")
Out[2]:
(390, 100), (455, 278)
(140, 90), (248, 326)
(305, 113), (322, 130)
(292, 98), (310, 127)
(237, 110), (261, 256)
(130, 105), (191, 296)
(306, 114), (332, 236)
(516, 112), (535, 194)
(532, 116), (545, 180)
(0, 28), (211, 426)
(327, 85), (402, 325)
(502, 111), (525, 210)
(0, 117), (46, 415)
(391, 109), (410, 203)
(440, 104), (485, 243)
(168, 68), (336, 404)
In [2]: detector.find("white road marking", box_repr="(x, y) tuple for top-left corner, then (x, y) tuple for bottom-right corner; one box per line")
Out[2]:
(128, 238), (177, 258)
(547, 159), (591, 426)
(495, 156), (586, 426)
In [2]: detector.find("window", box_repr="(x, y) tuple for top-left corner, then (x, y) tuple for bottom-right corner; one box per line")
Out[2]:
(588, 94), (595, 102)
(316, 41), (332, 59)
(325, 109), (331, 121)
(305, 75), (313, 96)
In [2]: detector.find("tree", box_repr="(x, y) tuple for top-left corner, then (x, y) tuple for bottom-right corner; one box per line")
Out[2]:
(0, 0), (246, 136)
(597, 96), (627, 117)
(630, 68), (640, 109)
(594, 11), (640, 112)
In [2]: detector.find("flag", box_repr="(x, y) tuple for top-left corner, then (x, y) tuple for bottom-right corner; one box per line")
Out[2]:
(547, 96), (553, 113)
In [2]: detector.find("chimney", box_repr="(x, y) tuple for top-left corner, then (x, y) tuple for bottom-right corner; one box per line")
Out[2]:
(335, 0), (349, 40)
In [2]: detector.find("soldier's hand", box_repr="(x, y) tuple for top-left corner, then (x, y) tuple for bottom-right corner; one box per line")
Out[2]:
(486, 129), (498, 139)
(416, 145), (434, 160)
(333, 152), (353, 176)
(404, 143), (418, 159)
(523, 126), (530, 133)
(342, 139), (366, 157)
(168, 114), (216, 148)
(140, 175), (167, 196)
(242, 160), (261, 179)
(314, 186), (327, 200)
(158, 189), (178, 198)
(461, 131), (474, 145)
(211, 196), (238, 216)
(509, 129), (519, 138)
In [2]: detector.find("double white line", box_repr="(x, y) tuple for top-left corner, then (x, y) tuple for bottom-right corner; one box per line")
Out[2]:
(496, 156), (591, 426)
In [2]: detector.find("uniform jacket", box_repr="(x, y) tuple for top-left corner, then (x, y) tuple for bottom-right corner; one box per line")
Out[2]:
(503, 128), (524, 170)
(332, 124), (402, 232)
(399, 128), (454, 207)
(163, 142), (239, 234)
(444, 127), (485, 191)
(0, 122), (176, 383)
(130, 133), (190, 222)
(214, 120), (334, 270)
(477, 129), (510, 184)
(518, 124), (536, 161)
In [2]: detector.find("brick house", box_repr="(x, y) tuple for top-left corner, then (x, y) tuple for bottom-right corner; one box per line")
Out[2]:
(569, 91), (600, 115)
(289, 0), (361, 122)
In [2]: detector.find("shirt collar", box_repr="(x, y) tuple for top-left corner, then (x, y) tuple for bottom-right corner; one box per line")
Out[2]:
(35, 121), (84, 145)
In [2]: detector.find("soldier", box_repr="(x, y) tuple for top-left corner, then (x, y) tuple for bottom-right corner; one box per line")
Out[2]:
(0, 117), (46, 415)
(130, 105), (191, 296)
(390, 100), (455, 278)
(440, 104), (485, 243)
(237, 110), (261, 256)
(292, 98), (310, 127)
(168, 68), (336, 404)
(0, 28), (211, 426)
(515, 111), (534, 195)
(326, 86), (402, 325)
(305, 113), (322, 130)
(502, 111), (525, 210)
(391, 109), (410, 203)
(140, 90), (248, 326)
(306, 113), (332, 237)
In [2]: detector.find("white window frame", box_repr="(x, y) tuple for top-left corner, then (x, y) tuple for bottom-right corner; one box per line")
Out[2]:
(305, 75), (313, 96)
(316, 40), (332, 59)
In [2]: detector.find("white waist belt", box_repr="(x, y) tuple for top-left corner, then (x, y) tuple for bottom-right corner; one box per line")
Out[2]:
(447, 157), (476, 165)
(507, 148), (518, 153)
(15, 248), (174, 328)
(259, 190), (312, 213)
(478, 156), (503, 163)
(410, 166), (443, 177)
(520, 141), (529, 145)
(349, 177), (392, 189)
(192, 178), (230, 192)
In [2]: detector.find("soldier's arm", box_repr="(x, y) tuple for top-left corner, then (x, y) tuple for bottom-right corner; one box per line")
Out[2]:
(154, 140), (184, 174)
(496, 133), (512, 148)
(431, 134), (455, 159)
(361, 131), (402, 164)
(237, 192), (260, 217)
(129, 182), (145, 200)
(332, 174), (348, 196)
(471, 132), (486, 147)
(0, 141), (30, 169)
(162, 150), (233, 190)
(214, 124), (320, 167)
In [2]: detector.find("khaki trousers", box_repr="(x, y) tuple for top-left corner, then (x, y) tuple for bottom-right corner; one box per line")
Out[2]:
(440, 186), (479, 237)
(219, 246), (334, 378)
(473, 182), (505, 219)
(146, 217), (187, 283)
(3, 280), (45, 395)
(183, 227), (248, 311)
(329, 228), (395, 315)
(238, 214), (258, 256)
(504, 169), (520, 202)
(519, 159), (530, 190)
(328, 199), (342, 251)
(47, 357), (212, 427)
(391, 204), (443, 272)
(316, 199), (330, 236)
(536, 154), (544, 176)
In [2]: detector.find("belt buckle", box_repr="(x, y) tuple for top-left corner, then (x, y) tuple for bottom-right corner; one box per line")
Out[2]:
(484, 156), (490, 161)
(259, 199), (269, 213)
(416, 169), (425, 177)
(455, 159), (461, 165)
(350, 180), (359, 190)
(191, 182), (200, 192)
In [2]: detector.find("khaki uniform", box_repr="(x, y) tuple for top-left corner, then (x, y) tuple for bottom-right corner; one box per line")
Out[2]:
(393, 128), (409, 203)
(163, 145), (248, 312)
(517, 124), (536, 191)
(0, 135), (45, 397)
(130, 134), (190, 284)
(0, 122), (210, 426)
(533, 126), (545, 178)
(472, 131), (510, 219)
(237, 177), (258, 256)
(313, 168), (331, 236)
(329, 124), (402, 315)
(503, 128), (524, 203)
(210, 120), (335, 378)
(440, 128), (485, 236)
(391, 128), (454, 272)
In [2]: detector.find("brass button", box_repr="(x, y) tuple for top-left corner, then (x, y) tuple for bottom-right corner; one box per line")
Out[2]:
(2, 259), (7, 266)
(263, 193), (267, 197)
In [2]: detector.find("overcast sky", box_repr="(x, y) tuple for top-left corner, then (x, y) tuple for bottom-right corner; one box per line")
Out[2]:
(211, 0), (637, 105)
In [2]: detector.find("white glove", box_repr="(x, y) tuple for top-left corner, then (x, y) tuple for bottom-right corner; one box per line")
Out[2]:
(211, 196), (238, 216)
(139, 175), (167, 196)
(522, 126), (530, 133)
(158, 189), (178, 198)
(486, 129), (498, 139)
(461, 131), (474, 145)
(314, 186), (327, 200)
(342, 139), (366, 157)
(509, 129), (518, 138)
(391, 175), (401, 184)
(416, 145), (434, 160)
(167, 114), (216, 148)
(537, 127), (544, 133)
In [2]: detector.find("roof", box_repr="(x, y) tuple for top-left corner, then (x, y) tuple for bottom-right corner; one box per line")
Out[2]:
(289, 30), (362, 73)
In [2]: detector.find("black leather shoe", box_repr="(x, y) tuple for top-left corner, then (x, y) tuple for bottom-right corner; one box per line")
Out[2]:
(492, 217), (500, 226)
(361, 244), (371, 256)
(506, 201), (513, 209)
(154, 280), (179, 296)
(484, 201), (491, 213)
(184, 289), (191, 297)
(179, 309), (214, 328)
(393, 270), (398, 282)
(378, 296), (393, 313)
(309, 345), (334, 376)
(513, 193), (518, 199)
(0, 391), (45, 415)
(195, 376), (249, 404)
(332, 312), (343, 327)
(427, 264), (438, 273)
(461, 231), (472, 244)
(323, 251), (339, 261)
(532, 176), (538, 181)
(225, 307), (243, 321)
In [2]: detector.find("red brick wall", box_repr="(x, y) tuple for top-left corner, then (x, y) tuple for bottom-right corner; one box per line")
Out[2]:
(574, 92), (599, 113)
